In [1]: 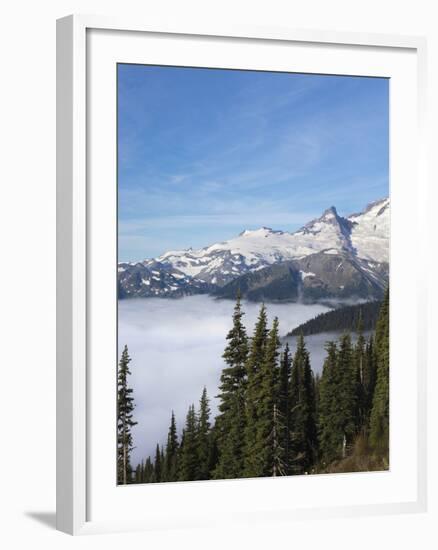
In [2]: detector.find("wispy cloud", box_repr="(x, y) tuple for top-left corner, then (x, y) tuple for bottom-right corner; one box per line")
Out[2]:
(118, 65), (389, 259)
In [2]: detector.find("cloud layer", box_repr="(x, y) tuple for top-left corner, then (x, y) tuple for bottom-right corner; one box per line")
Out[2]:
(118, 296), (329, 465)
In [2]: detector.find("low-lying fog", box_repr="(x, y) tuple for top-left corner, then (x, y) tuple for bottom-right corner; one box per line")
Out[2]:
(119, 295), (349, 465)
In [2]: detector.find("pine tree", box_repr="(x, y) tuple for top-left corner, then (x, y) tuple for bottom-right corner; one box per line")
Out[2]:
(243, 304), (268, 477)
(318, 334), (358, 463)
(289, 334), (317, 474)
(335, 333), (357, 457)
(254, 317), (281, 477)
(363, 335), (377, 425)
(178, 405), (198, 481)
(278, 343), (292, 473)
(197, 387), (211, 480)
(163, 411), (179, 482)
(353, 314), (366, 432)
(369, 289), (389, 453)
(144, 457), (153, 483)
(135, 463), (142, 483)
(152, 443), (162, 483)
(117, 345), (138, 485)
(214, 294), (248, 479)
(318, 341), (339, 463)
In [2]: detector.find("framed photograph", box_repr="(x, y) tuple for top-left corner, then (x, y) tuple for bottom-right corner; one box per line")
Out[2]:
(57, 15), (428, 535)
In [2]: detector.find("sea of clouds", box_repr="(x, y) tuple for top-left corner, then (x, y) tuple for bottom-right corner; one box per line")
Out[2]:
(118, 295), (330, 465)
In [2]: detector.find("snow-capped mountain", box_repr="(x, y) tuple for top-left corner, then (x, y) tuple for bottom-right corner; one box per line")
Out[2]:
(118, 198), (389, 300)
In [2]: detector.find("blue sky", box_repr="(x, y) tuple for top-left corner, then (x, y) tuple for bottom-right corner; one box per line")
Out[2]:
(118, 64), (389, 261)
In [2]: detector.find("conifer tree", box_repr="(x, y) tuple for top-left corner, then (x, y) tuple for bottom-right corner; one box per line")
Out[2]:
(335, 333), (357, 457)
(178, 404), (198, 481)
(278, 343), (292, 473)
(318, 341), (339, 463)
(214, 294), (248, 479)
(197, 387), (211, 480)
(353, 315), (366, 431)
(369, 289), (389, 453)
(363, 335), (377, 425)
(152, 443), (162, 483)
(319, 334), (357, 463)
(163, 411), (179, 482)
(243, 304), (268, 477)
(289, 334), (317, 474)
(117, 345), (137, 485)
(254, 317), (281, 477)
(144, 457), (153, 483)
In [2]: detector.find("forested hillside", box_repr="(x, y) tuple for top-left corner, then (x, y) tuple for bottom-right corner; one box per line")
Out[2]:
(117, 290), (390, 484)
(288, 300), (382, 336)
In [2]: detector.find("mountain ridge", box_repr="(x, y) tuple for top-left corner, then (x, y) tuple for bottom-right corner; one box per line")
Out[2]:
(118, 198), (389, 301)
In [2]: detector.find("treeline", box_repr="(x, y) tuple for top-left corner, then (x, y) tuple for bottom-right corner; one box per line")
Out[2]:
(117, 290), (389, 484)
(288, 300), (382, 336)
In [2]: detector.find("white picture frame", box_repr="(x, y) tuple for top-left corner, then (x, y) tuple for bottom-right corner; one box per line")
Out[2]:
(56, 14), (428, 535)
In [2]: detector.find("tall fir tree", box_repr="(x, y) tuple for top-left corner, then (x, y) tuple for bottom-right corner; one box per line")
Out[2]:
(243, 304), (269, 477)
(353, 314), (366, 432)
(152, 443), (162, 483)
(363, 335), (377, 425)
(318, 341), (339, 463)
(318, 334), (358, 463)
(335, 332), (358, 457)
(214, 294), (248, 479)
(197, 387), (211, 480)
(278, 343), (292, 474)
(289, 334), (317, 474)
(178, 404), (199, 481)
(163, 411), (179, 482)
(369, 288), (389, 453)
(117, 345), (138, 485)
(254, 317), (281, 477)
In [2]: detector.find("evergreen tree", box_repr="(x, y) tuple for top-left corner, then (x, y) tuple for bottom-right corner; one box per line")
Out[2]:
(243, 304), (268, 477)
(214, 294), (248, 479)
(254, 317), (281, 477)
(363, 335), (377, 425)
(318, 334), (358, 463)
(278, 343), (292, 473)
(353, 315), (366, 431)
(117, 345), (137, 485)
(163, 411), (179, 482)
(289, 334), (317, 474)
(135, 463), (142, 483)
(318, 341), (339, 463)
(144, 457), (153, 483)
(197, 387), (211, 480)
(369, 289), (389, 453)
(153, 443), (162, 482)
(178, 405), (198, 481)
(335, 333), (357, 457)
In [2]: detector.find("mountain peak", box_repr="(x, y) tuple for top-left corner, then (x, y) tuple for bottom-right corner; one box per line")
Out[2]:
(239, 226), (274, 237)
(321, 206), (338, 220)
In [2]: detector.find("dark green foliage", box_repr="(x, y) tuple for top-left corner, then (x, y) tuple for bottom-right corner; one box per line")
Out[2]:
(133, 292), (390, 482)
(214, 294), (248, 479)
(362, 335), (378, 425)
(152, 444), (162, 483)
(197, 388), (211, 480)
(178, 404), (199, 481)
(243, 304), (269, 477)
(252, 317), (281, 477)
(369, 289), (389, 452)
(163, 411), (179, 482)
(353, 315), (366, 431)
(289, 334), (317, 473)
(117, 345), (137, 485)
(289, 300), (382, 336)
(278, 343), (292, 474)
